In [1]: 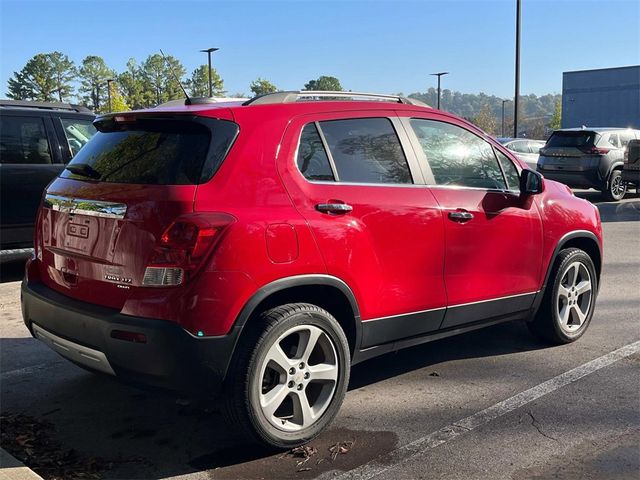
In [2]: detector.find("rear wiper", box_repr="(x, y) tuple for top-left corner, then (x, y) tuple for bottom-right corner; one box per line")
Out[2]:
(65, 163), (101, 179)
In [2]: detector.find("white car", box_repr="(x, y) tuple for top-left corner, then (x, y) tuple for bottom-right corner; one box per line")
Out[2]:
(498, 138), (546, 169)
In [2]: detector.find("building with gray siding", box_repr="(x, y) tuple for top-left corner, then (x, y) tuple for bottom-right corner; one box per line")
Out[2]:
(562, 65), (640, 129)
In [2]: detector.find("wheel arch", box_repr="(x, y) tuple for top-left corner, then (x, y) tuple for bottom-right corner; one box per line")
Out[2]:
(530, 230), (602, 319)
(233, 275), (362, 358)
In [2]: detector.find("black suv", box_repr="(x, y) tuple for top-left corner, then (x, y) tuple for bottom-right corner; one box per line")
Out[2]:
(0, 100), (95, 259)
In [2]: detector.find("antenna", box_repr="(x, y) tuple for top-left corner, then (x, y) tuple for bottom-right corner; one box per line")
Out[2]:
(159, 49), (191, 105)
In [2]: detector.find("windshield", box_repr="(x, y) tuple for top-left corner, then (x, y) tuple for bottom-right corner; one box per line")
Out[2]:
(61, 118), (238, 185)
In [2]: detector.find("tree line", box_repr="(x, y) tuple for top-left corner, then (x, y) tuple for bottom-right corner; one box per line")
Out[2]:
(407, 88), (562, 138)
(6, 52), (345, 113)
(6, 51), (560, 137)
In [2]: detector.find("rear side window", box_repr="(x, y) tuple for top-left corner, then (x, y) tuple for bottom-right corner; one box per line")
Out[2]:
(409, 119), (506, 190)
(319, 118), (412, 184)
(61, 118), (238, 185)
(546, 131), (597, 148)
(0, 115), (52, 164)
(606, 133), (620, 148)
(296, 123), (335, 181)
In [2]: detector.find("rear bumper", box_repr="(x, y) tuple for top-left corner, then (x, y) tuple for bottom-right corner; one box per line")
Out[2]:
(21, 281), (240, 393)
(537, 167), (602, 189)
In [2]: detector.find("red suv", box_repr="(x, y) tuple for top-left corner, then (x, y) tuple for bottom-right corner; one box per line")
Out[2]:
(21, 91), (603, 448)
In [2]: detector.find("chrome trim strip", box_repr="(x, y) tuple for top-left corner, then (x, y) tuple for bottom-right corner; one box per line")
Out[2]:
(364, 291), (539, 322)
(32, 324), (116, 376)
(447, 291), (539, 309)
(365, 306), (446, 323)
(44, 194), (127, 219)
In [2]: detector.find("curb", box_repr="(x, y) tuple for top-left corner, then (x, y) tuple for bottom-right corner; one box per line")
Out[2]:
(0, 448), (44, 480)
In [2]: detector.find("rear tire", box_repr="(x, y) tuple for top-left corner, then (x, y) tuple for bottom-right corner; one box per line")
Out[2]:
(528, 248), (597, 344)
(602, 169), (627, 201)
(223, 303), (350, 448)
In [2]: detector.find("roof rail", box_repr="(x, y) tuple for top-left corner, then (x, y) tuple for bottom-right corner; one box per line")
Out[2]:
(243, 91), (430, 107)
(0, 99), (92, 113)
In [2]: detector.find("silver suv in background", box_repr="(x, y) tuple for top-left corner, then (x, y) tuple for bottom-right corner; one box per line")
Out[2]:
(537, 128), (639, 201)
(497, 138), (546, 170)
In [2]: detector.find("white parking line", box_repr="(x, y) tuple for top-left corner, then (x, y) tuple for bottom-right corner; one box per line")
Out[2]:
(0, 363), (50, 381)
(333, 340), (640, 480)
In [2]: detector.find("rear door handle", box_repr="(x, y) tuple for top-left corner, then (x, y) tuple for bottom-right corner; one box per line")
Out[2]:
(448, 210), (474, 222)
(316, 203), (353, 214)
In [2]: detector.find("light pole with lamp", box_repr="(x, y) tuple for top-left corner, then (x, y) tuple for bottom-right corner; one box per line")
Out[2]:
(430, 72), (449, 110)
(200, 47), (219, 97)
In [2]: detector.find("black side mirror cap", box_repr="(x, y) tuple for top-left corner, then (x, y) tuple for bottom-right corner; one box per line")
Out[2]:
(520, 169), (544, 195)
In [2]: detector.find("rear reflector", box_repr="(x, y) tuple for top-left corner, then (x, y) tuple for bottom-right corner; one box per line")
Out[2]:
(111, 330), (147, 343)
(142, 266), (184, 287)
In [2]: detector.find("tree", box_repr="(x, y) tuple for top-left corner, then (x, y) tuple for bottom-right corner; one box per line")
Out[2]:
(189, 64), (224, 97)
(472, 104), (498, 135)
(304, 76), (343, 91)
(549, 99), (562, 130)
(249, 78), (277, 96)
(79, 56), (115, 111)
(118, 59), (149, 109)
(140, 54), (187, 105)
(6, 52), (75, 102)
(107, 82), (130, 112)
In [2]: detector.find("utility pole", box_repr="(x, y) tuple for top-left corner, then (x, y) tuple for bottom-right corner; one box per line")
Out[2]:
(502, 99), (509, 137)
(200, 47), (219, 97)
(514, 0), (521, 138)
(430, 72), (449, 110)
(106, 79), (114, 112)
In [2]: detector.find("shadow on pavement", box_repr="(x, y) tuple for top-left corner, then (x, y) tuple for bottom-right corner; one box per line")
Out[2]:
(0, 320), (547, 479)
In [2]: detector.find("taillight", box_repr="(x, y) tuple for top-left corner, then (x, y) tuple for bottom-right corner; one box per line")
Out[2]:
(142, 213), (235, 287)
(580, 146), (610, 155)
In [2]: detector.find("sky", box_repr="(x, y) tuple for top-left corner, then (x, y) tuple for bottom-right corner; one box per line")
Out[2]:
(1, 0), (638, 98)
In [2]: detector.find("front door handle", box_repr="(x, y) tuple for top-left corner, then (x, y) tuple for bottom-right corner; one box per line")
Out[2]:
(316, 203), (353, 214)
(448, 210), (474, 222)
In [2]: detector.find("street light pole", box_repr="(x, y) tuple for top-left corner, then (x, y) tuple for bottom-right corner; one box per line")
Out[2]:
(200, 47), (219, 97)
(430, 72), (449, 110)
(514, 0), (521, 138)
(502, 99), (509, 137)
(106, 79), (114, 113)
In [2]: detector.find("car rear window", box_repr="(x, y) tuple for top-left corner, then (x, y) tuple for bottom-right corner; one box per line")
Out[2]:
(546, 131), (597, 148)
(61, 117), (238, 185)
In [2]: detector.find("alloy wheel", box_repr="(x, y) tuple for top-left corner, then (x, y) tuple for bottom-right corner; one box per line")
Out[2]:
(258, 325), (339, 432)
(556, 261), (593, 333)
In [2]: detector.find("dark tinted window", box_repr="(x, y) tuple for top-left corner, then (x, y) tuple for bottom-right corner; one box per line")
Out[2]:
(410, 119), (506, 189)
(319, 118), (412, 184)
(495, 150), (520, 192)
(296, 123), (335, 181)
(546, 131), (597, 148)
(0, 115), (52, 164)
(61, 118), (237, 185)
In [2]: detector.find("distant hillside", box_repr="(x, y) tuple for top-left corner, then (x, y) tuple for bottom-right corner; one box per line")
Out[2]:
(406, 88), (561, 138)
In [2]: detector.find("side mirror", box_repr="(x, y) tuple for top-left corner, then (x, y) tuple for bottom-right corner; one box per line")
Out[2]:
(520, 169), (544, 195)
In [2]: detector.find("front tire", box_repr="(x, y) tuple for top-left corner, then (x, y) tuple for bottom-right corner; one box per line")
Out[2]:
(528, 248), (597, 344)
(224, 303), (350, 448)
(602, 169), (627, 201)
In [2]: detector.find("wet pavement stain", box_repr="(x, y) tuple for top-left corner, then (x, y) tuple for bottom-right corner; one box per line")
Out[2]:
(189, 427), (398, 479)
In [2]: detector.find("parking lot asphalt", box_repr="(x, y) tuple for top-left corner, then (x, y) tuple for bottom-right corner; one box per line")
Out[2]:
(1, 190), (639, 480)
